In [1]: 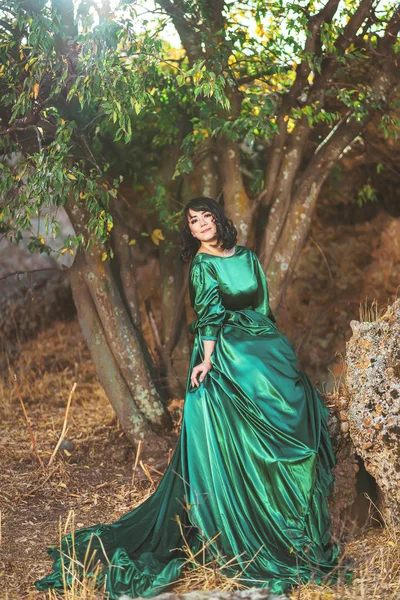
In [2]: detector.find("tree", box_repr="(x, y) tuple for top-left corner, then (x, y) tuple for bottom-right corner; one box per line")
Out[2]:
(0, 0), (399, 444)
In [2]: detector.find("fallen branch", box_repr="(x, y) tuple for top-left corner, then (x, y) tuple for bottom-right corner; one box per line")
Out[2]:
(48, 382), (77, 467)
(131, 439), (142, 488)
(14, 373), (45, 471)
(139, 459), (154, 485)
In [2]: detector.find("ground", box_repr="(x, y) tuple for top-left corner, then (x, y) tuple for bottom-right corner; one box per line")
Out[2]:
(1, 320), (399, 600)
(1, 320), (180, 599)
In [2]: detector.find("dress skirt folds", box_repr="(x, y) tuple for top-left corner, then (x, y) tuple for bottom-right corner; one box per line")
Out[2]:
(35, 245), (350, 598)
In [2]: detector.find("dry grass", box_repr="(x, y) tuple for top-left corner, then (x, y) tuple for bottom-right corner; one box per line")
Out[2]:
(293, 524), (400, 600)
(358, 298), (389, 324)
(173, 515), (255, 594)
(0, 320), (178, 600)
(45, 512), (108, 600)
(1, 318), (399, 600)
(15, 509), (400, 600)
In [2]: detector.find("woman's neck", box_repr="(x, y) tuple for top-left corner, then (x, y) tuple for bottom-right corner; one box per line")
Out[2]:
(197, 243), (236, 257)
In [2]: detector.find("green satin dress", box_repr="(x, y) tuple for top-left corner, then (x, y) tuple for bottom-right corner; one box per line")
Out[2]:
(35, 245), (350, 598)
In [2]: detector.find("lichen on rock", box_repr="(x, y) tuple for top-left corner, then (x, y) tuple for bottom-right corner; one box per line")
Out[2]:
(345, 299), (400, 525)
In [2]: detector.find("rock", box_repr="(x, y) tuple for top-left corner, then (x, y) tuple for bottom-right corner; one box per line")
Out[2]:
(325, 395), (358, 537)
(0, 207), (76, 342)
(119, 588), (290, 600)
(59, 439), (75, 452)
(345, 299), (400, 525)
(0, 270), (75, 342)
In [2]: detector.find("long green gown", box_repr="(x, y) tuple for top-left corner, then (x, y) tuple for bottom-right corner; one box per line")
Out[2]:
(35, 245), (350, 598)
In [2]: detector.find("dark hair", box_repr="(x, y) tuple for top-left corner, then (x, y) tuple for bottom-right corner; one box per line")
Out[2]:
(179, 197), (237, 262)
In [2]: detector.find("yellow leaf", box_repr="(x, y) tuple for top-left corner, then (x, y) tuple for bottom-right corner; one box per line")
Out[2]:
(60, 248), (68, 254)
(84, 75), (89, 84)
(19, 47), (24, 60)
(33, 82), (39, 99)
(15, 164), (27, 181)
(79, 191), (85, 199)
(128, 239), (136, 246)
(151, 229), (165, 246)
(102, 183), (109, 190)
(255, 24), (265, 37)
(287, 118), (295, 134)
(58, 482), (67, 488)
(101, 252), (108, 261)
(107, 221), (113, 232)
(67, 173), (76, 180)
(283, 114), (289, 122)
(39, 235), (45, 244)
(69, 249), (74, 256)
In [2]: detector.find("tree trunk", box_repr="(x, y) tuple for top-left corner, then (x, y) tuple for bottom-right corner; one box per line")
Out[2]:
(259, 26), (399, 309)
(159, 246), (190, 397)
(110, 219), (142, 329)
(65, 199), (173, 442)
(69, 252), (159, 446)
(159, 147), (222, 397)
(215, 84), (252, 246)
(216, 135), (251, 245)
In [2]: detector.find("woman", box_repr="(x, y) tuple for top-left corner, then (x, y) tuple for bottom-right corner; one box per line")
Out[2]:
(36, 197), (350, 598)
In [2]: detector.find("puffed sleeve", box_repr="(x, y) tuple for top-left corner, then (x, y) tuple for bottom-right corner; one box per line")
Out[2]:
(188, 262), (226, 341)
(252, 251), (276, 323)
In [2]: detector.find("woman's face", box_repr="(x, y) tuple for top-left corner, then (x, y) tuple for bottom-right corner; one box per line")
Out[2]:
(187, 208), (217, 242)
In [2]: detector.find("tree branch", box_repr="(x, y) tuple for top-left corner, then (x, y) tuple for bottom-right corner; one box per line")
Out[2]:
(155, 0), (203, 64)
(0, 267), (63, 283)
(261, 0), (341, 212)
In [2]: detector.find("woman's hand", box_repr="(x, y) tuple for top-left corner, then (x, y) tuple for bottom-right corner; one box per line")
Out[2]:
(190, 358), (212, 388)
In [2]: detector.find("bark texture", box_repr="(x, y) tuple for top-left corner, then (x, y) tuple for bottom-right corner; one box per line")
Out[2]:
(66, 200), (172, 442)
(69, 253), (160, 447)
(257, 2), (400, 309)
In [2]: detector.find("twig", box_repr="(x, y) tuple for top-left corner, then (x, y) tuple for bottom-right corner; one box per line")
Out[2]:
(139, 459), (154, 485)
(145, 464), (164, 477)
(96, 479), (118, 490)
(14, 374), (45, 471)
(144, 297), (163, 355)
(48, 382), (77, 467)
(22, 465), (59, 498)
(0, 267), (62, 283)
(309, 235), (333, 288)
(33, 125), (42, 152)
(131, 439), (142, 488)
(295, 235), (335, 356)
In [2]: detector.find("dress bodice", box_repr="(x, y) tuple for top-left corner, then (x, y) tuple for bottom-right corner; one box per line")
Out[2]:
(191, 246), (259, 311)
(188, 245), (275, 340)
